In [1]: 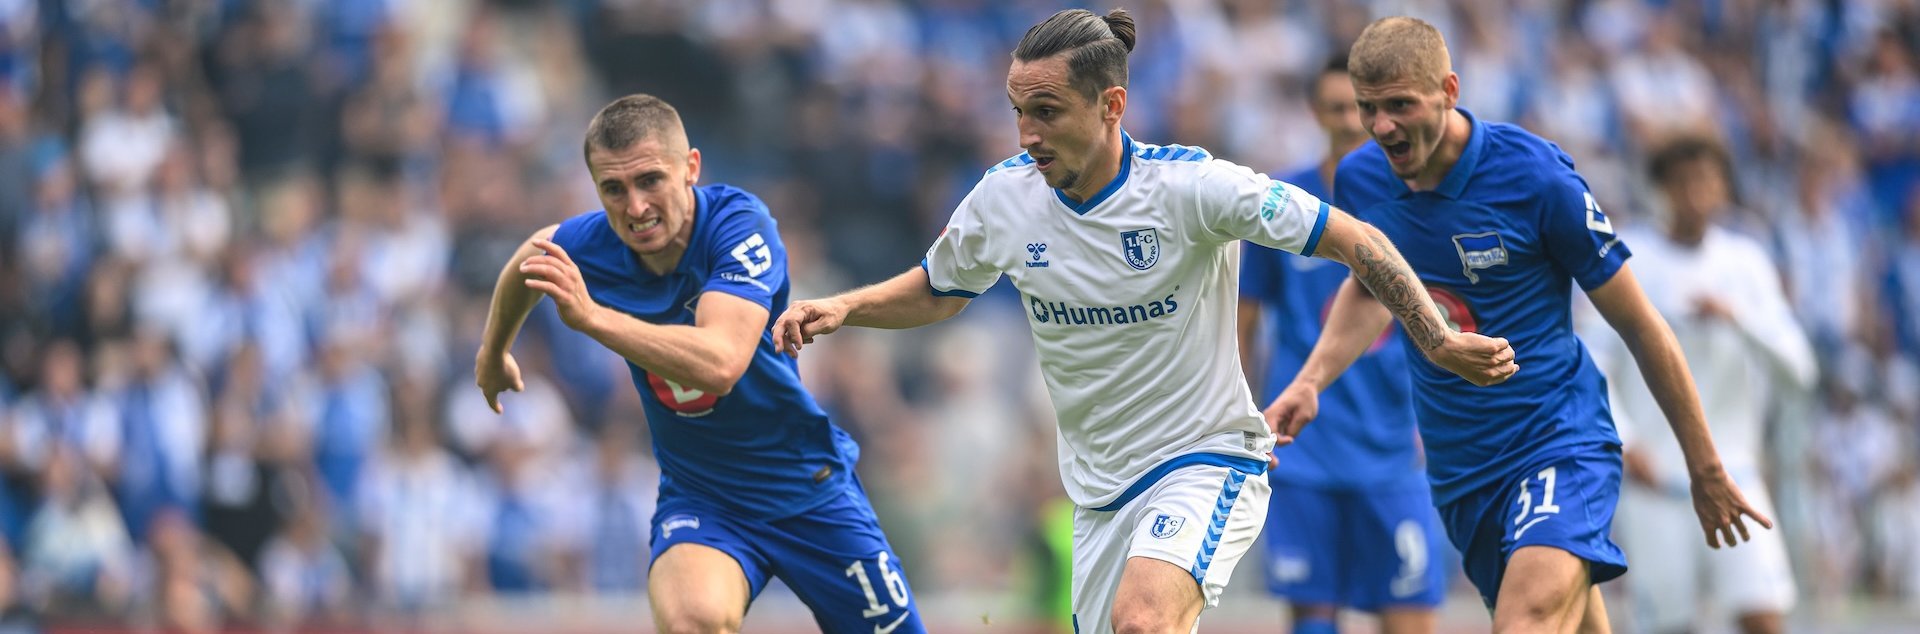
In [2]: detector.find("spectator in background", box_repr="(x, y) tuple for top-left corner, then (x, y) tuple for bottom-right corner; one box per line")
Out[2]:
(199, 345), (300, 571)
(1776, 132), (1872, 350)
(1609, 9), (1717, 146)
(257, 472), (352, 628)
(4, 341), (119, 494)
(16, 159), (94, 338)
(1807, 352), (1904, 600)
(82, 62), (174, 208)
(563, 421), (655, 595)
(0, 86), (36, 247)
(472, 415), (574, 594)
(1604, 136), (1814, 634)
(213, 0), (322, 184)
(135, 510), (253, 634)
(301, 338), (389, 520)
(152, 142), (232, 270)
(1850, 29), (1920, 228)
(1889, 195), (1920, 357)
(19, 444), (133, 617)
(112, 330), (207, 543)
(357, 406), (481, 614)
(339, 27), (441, 174)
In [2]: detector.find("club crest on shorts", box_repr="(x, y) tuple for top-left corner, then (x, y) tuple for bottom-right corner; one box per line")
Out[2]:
(1120, 228), (1160, 271)
(1151, 514), (1185, 538)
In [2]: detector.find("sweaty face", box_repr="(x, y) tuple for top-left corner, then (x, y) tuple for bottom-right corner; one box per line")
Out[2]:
(1313, 72), (1367, 155)
(1008, 56), (1109, 195)
(1353, 74), (1454, 180)
(588, 139), (701, 259)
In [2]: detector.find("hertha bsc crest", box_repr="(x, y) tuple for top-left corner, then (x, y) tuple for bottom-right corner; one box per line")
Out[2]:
(1121, 228), (1160, 270)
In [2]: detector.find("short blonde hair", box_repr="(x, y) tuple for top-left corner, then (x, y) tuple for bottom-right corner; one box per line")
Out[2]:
(1348, 17), (1451, 92)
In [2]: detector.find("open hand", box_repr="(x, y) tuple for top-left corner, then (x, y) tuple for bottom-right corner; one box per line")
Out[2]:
(1691, 468), (1774, 548)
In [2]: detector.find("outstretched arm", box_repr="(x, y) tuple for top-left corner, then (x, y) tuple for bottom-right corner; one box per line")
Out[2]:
(1288, 276), (1396, 394)
(1260, 276), (1395, 451)
(1588, 262), (1773, 548)
(775, 266), (969, 354)
(1261, 211), (1514, 447)
(475, 224), (559, 413)
(1310, 210), (1514, 384)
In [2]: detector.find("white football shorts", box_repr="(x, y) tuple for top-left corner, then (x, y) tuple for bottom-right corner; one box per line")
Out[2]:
(1071, 463), (1271, 633)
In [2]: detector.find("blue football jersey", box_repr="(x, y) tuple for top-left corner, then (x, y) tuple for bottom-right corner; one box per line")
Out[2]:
(1242, 166), (1421, 489)
(1332, 110), (1626, 505)
(551, 184), (858, 518)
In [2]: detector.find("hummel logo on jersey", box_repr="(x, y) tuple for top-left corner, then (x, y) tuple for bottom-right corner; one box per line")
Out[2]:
(1026, 242), (1050, 268)
(1451, 232), (1509, 284)
(1120, 228), (1160, 270)
(1028, 288), (1180, 326)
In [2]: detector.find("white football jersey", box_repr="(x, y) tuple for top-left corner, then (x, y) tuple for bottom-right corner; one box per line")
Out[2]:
(923, 134), (1331, 508)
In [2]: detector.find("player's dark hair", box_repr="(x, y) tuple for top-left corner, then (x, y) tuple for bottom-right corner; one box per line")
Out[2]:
(583, 93), (687, 164)
(1647, 134), (1733, 187)
(1307, 53), (1351, 101)
(1012, 8), (1136, 101)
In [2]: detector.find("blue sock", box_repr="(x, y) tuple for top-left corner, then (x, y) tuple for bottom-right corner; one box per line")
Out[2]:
(1293, 615), (1338, 634)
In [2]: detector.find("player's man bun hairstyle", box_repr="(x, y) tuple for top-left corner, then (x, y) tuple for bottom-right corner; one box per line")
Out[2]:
(1349, 16), (1451, 92)
(583, 93), (688, 164)
(1013, 8), (1136, 101)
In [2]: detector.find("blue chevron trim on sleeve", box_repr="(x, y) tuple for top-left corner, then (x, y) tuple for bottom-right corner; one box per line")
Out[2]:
(1133, 142), (1210, 163)
(986, 152), (1036, 175)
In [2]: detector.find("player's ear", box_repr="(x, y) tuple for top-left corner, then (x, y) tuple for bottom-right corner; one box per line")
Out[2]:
(1440, 73), (1459, 108)
(1102, 86), (1127, 125)
(685, 147), (702, 185)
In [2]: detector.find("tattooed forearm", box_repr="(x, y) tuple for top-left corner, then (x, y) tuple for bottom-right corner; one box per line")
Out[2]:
(1352, 234), (1447, 351)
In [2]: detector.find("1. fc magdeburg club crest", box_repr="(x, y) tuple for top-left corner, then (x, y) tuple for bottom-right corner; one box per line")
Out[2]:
(1121, 228), (1160, 270)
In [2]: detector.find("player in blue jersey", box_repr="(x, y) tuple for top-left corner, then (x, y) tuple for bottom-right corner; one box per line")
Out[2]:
(1267, 18), (1772, 633)
(1238, 56), (1446, 634)
(473, 95), (923, 634)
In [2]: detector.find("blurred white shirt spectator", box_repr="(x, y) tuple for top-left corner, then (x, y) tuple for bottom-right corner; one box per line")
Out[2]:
(357, 421), (483, 610)
(78, 65), (173, 197)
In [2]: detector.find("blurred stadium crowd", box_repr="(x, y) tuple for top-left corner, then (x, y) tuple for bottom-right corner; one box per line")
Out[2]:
(0, 0), (1915, 631)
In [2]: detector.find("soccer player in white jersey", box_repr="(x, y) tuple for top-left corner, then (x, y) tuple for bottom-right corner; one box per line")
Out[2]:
(1599, 136), (1813, 634)
(771, 9), (1517, 634)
